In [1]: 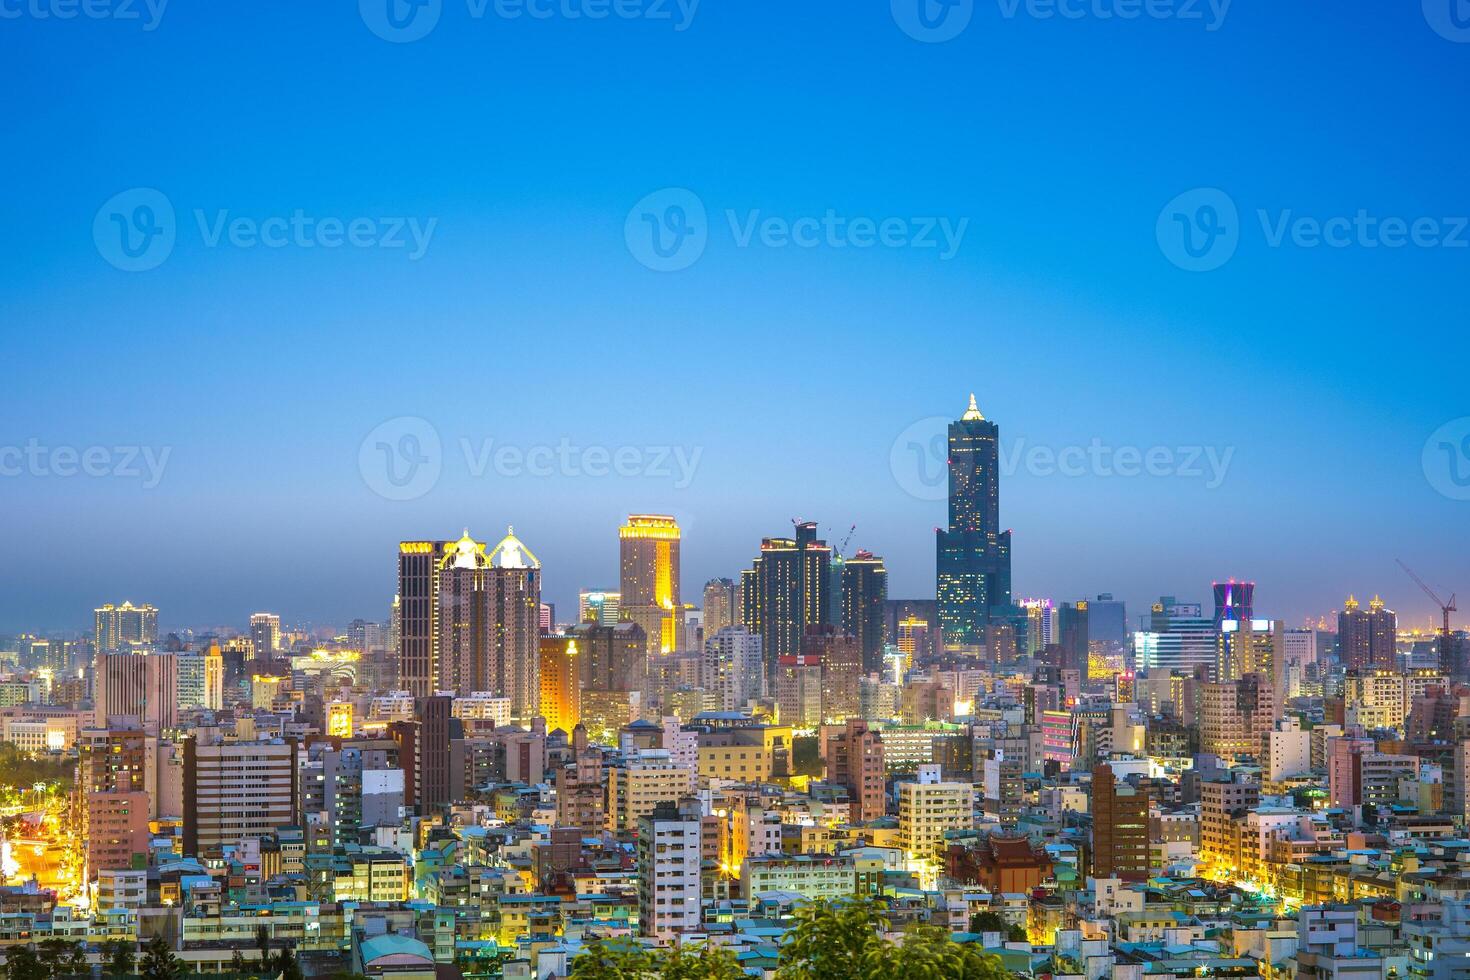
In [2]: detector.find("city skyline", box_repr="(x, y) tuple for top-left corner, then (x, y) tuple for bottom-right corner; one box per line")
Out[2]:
(4, 5), (1469, 635)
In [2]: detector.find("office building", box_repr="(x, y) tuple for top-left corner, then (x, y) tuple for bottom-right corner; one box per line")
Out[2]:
(1213, 580), (1255, 627)
(898, 764), (973, 860)
(94, 650), (177, 731)
(619, 515), (682, 656)
(94, 601), (158, 652)
(935, 394), (1012, 649)
(183, 735), (298, 858)
(1199, 674), (1274, 761)
(1091, 763), (1150, 882)
(398, 530), (542, 719)
(577, 589), (621, 626)
(703, 578), (737, 639)
(1339, 595), (1397, 671)
(538, 635), (580, 734)
(702, 626), (765, 712)
(741, 521), (831, 680)
(249, 613), (281, 661)
(637, 801), (702, 941)
(840, 551), (887, 675)
(1133, 598), (1217, 675)
(569, 621), (648, 696)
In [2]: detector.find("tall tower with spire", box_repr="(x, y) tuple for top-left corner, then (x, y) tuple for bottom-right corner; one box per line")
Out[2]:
(935, 393), (1012, 649)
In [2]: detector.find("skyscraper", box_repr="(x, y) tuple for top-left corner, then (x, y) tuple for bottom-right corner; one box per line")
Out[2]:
(1058, 601), (1090, 681)
(1338, 595), (1397, 671)
(538, 635), (581, 734)
(249, 613), (281, 661)
(1212, 581), (1255, 627)
(578, 589), (621, 626)
(741, 521), (831, 682)
(1133, 598), (1217, 676)
(840, 551), (888, 675)
(619, 515), (682, 656)
(702, 578), (737, 639)
(1091, 763), (1150, 882)
(702, 626), (764, 711)
(94, 601), (159, 652)
(935, 395), (1012, 649)
(397, 530), (542, 718)
(94, 650), (177, 731)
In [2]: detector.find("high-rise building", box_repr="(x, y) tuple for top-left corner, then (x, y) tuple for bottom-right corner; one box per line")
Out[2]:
(183, 734), (298, 858)
(1133, 598), (1217, 675)
(1212, 581), (1255, 627)
(413, 694), (454, 812)
(94, 602), (158, 653)
(898, 764), (972, 861)
(804, 626), (861, 723)
(741, 522), (831, 683)
(840, 551), (887, 675)
(935, 394), (1012, 649)
(176, 646), (224, 711)
(249, 613), (281, 661)
(1091, 763), (1150, 882)
(1088, 593), (1128, 656)
(1199, 674), (1275, 761)
(822, 718), (885, 822)
(1217, 618), (1286, 692)
(94, 651), (177, 731)
(538, 635), (581, 734)
(1339, 595), (1397, 671)
(398, 530), (542, 719)
(703, 578), (737, 639)
(619, 515), (682, 657)
(1058, 601), (1090, 681)
(1018, 598), (1055, 656)
(775, 652), (823, 729)
(569, 621), (648, 695)
(702, 626), (765, 712)
(636, 800), (702, 940)
(578, 590), (622, 626)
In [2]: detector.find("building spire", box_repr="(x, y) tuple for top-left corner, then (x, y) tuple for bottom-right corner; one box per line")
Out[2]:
(962, 392), (985, 421)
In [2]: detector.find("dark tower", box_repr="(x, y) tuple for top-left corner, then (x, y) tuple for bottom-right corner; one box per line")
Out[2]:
(936, 394), (1012, 649)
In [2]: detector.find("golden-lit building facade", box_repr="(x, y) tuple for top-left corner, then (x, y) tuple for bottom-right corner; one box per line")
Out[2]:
(538, 635), (581, 734)
(327, 701), (354, 738)
(619, 515), (681, 655)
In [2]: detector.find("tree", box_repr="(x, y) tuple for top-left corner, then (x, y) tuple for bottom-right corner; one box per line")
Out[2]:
(229, 948), (249, 977)
(102, 941), (135, 978)
(569, 940), (745, 980)
(273, 946), (304, 980)
(36, 939), (74, 978)
(254, 926), (270, 972)
(654, 944), (745, 980)
(969, 911), (1027, 944)
(5, 945), (48, 980)
(64, 944), (89, 978)
(138, 935), (183, 980)
(568, 940), (653, 979)
(775, 897), (1011, 980)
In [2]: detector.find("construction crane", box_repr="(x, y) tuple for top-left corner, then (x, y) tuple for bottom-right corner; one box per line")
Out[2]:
(1396, 559), (1457, 663)
(837, 524), (856, 557)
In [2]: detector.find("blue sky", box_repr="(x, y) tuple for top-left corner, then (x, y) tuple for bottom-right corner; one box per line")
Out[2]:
(2, 0), (1469, 633)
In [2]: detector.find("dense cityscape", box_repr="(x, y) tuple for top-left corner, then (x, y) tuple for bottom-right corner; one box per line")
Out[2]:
(0, 395), (1466, 979)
